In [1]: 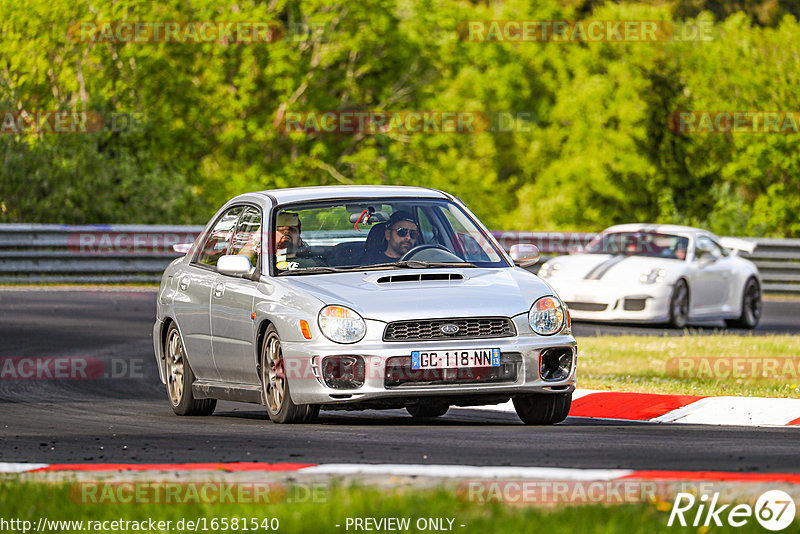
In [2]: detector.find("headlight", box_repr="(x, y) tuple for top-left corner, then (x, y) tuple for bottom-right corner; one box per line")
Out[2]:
(538, 262), (561, 279)
(529, 296), (566, 336)
(318, 305), (366, 344)
(640, 268), (666, 284)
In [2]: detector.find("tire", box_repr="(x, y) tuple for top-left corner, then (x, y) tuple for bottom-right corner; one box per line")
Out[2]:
(513, 393), (571, 425)
(669, 279), (689, 328)
(725, 278), (761, 329)
(164, 323), (216, 416)
(406, 403), (449, 419)
(261, 325), (318, 424)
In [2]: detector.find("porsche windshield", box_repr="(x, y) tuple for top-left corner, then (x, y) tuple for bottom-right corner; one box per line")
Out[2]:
(583, 232), (689, 260)
(271, 198), (507, 274)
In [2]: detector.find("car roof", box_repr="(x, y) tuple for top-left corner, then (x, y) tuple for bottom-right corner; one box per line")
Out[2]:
(602, 223), (709, 236)
(249, 185), (450, 205)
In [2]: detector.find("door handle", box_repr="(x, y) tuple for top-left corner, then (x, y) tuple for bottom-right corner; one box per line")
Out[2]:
(213, 281), (225, 298)
(179, 277), (190, 290)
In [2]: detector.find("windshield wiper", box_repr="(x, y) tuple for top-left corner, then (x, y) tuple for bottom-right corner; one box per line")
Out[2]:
(276, 266), (352, 276)
(365, 260), (479, 269)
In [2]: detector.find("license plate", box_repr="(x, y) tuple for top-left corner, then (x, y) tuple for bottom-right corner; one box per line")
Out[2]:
(411, 349), (501, 370)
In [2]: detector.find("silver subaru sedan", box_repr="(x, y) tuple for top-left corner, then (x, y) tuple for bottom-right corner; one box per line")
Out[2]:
(153, 186), (577, 424)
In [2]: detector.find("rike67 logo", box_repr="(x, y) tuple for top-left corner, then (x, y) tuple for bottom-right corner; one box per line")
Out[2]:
(668, 490), (796, 530)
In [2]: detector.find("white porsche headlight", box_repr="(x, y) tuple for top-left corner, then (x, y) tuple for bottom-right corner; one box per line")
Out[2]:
(529, 296), (566, 336)
(538, 262), (561, 279)
(640, 268), (666, 284)
(318, 305), (366, 344)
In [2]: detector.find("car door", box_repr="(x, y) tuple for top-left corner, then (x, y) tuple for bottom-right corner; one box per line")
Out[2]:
(172, 205), (243, 381)
(210, 205), (263, 385)
(690, 235), (732, 316)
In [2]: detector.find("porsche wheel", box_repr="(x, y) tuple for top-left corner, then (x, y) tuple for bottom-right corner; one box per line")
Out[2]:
(407, 403), (449, 419)
(669, 279), (689, 329)
(261, 325), (319, 424)
(513, 393), (571, 425)
(164, 323), (216, 416)
(725, 278), (761, 329)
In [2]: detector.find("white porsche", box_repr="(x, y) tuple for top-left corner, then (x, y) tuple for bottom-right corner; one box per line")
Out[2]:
(537, 224), (762, 329)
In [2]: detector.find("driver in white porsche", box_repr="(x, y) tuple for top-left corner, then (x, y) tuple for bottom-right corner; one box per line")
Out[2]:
(363, 210), (418, 264)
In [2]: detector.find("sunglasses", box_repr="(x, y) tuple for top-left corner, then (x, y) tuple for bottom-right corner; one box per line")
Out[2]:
(393, 228), (419, 239)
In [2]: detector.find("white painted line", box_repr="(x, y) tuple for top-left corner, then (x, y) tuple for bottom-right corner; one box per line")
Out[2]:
(0, 462), (49, 473)
(301, 463), (633, 480)
(652, 396), (800, 426)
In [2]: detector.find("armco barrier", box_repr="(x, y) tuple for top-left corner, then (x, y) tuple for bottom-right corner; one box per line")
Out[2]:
(0, 225), (797, 294)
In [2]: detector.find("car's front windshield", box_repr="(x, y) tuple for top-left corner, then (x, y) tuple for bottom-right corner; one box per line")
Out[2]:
(583, 232), (689, 260)
(271, 198), (508, 275)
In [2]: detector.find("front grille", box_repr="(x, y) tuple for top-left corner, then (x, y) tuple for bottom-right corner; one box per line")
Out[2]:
(383, 317), (515, 342)
(384, 353), (521, 388)
(565, 301), (608, 312)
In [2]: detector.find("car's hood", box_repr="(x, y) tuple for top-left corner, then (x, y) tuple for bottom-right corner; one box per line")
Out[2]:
(279, 268), (553, 322)
(544, 254), (684, 284)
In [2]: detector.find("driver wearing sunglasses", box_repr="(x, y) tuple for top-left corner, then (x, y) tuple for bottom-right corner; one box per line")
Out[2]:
(364, 210), (418, 264)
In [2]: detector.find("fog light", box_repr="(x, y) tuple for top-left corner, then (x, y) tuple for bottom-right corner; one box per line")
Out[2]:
(539, 348), (573, 381)
(321, 355), (365, 389)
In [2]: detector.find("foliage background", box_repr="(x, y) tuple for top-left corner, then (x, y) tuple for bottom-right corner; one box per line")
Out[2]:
(1, 0), (798, 236)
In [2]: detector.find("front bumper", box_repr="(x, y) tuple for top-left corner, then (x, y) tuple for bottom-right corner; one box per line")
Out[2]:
(549, 280), (673, 323)
(281, 333), (577, 405)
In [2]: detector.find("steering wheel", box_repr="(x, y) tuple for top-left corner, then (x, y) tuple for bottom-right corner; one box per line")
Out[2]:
(399, 244), (462, 262)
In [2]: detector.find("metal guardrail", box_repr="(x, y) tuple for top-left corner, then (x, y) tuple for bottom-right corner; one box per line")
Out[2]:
(0, 225), (798, 294)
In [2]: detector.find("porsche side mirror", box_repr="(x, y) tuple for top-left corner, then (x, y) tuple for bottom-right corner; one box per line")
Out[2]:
(217, 255), (254, 277)
(172, 243), (192, 254)
(509, 244), (540, 267)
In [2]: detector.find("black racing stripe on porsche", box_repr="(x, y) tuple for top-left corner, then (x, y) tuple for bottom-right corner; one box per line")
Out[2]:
(584, 256), (628, 280)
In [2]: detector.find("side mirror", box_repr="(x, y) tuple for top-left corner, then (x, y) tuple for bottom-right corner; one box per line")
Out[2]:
(509, 244), (540, 267)
(217, 255), (254, 277)
(172, 243), (192, 254)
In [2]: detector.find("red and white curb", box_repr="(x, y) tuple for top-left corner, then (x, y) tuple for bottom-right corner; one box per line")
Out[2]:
(466, 389), (800, 427)
(2, 462), (800, 483)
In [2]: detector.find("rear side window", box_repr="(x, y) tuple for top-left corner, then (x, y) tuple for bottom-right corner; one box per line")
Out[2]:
(195, 206), (244, 267)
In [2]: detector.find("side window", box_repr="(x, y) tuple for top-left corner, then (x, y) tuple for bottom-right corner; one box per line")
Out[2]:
(195, 206), (243, 268)
(696, 235), (724, 260)
(229, 207), (262, 267)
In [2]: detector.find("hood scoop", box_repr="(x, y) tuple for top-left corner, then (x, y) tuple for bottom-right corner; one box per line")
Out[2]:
(376, 272), (465, 284)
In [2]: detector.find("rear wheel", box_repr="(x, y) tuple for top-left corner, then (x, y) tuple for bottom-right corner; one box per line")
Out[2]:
(164, 323), (216, 416)
(669, 279), (689, 328)
(513, 393), (571, 425)
(406, 403), (449, 419)
(725, 278), (761, 329)
(261, 325), (319, 424)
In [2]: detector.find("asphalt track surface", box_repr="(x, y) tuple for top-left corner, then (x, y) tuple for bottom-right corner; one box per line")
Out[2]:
(0, 289), (798, 472)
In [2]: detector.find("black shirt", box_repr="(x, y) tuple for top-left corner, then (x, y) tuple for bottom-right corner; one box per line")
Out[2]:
(362, 249), (401, 265)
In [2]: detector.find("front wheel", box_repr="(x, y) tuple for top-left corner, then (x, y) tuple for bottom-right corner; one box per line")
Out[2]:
(261, 325), (319, 424)
(725, 278), (761, 329)
(513, 393), (571, 425)
(669, 279), (689, 328)
(164, 323), (216, 416)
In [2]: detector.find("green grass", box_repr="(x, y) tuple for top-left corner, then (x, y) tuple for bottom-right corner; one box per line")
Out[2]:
(0, 482), (794, 534)
(578, 334), (800, 397)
